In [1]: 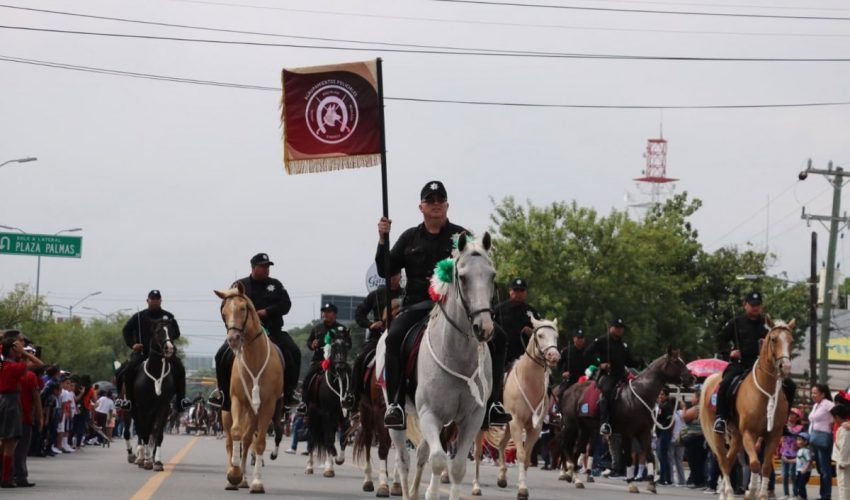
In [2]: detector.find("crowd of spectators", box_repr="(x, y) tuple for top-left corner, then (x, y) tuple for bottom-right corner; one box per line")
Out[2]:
(0, 329), (122, 489)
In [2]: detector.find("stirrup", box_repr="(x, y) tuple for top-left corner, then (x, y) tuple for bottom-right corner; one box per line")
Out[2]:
(295, 402), (307, 415)
(384, 403), (406, 430)
(599, 422), (612, 436)
(487, 402), (512, 426)
(713, 417), (727, 435)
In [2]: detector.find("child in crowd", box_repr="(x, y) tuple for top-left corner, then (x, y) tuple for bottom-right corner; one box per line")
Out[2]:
(781, 408), (804, 498)
(832, 405), (850, 500)
(795, 432), (814, 500)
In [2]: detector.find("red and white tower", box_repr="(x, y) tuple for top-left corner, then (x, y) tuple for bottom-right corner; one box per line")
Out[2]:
(628, 132), (677, 213)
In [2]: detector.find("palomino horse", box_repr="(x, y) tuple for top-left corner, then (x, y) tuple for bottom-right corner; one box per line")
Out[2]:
(123, 319), (175, 471)
(558, 348), (694, 493)
(700, 318), (795, 500)
(305, 335), (353, 477)
(215, 283), (284, 493)
(381, 232), (496, 500)
(471, 317), (561, 499)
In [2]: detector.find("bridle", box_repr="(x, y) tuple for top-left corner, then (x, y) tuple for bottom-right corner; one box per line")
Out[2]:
(220, 296), (262, 348)
(525, 324), (559, 368)
(437, 250), (494, 338)
(148, 323), (172, 358)
(757, 326), (792, 379)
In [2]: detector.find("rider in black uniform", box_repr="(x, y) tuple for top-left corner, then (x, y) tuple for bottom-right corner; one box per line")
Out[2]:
(713, 291), (796, 434)
(115, 290), (191, 412)
(555, 329), (588, 396)
(350, 273), (402, 413)
(584, 317), (639, 436)
(213, 253), (300, 410)
(297, 303), (352, 414)
(378, 181), (511, 430)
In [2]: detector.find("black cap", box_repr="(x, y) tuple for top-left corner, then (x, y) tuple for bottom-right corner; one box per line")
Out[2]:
(148, 290), (162, 299)
(573, 329), (585, 338)
(510, 278), (528, 290)
(610, 317), (626, 328)
(1, 329), (21, 340)
(250, 253), (274, 266)
(420, 181), (447, 201)
(320, 303), (338, 313)
(745, 291), (763, 305)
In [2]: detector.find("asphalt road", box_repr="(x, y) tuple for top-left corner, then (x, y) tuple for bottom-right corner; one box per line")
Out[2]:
(11, 432), (808, 499)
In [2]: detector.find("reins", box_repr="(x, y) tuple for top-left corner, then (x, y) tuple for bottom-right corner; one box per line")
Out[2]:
(749, 326), (791, 432)
(221, 295), (272, 414)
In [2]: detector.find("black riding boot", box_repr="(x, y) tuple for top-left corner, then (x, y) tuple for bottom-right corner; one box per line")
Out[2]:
(485, 326), (511, 427)
(171, 357), (191, 412)
(384, 351), (405, 430)
(598, 397), (611, 436)
(714, 374), (733, 434)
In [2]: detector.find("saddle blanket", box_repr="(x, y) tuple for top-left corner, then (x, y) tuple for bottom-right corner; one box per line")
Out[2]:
(706, 373), (746, 412)
(579, 381), (601, 417)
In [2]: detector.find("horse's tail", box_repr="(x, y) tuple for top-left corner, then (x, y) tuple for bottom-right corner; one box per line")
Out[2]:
(699, 374), (722, 453)
(352, 397), (373, 465)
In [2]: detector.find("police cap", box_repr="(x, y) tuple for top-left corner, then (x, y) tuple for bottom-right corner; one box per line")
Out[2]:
(250, 253), (274, 267)
(420, 181), (447, 201)
(745, 291), (763, 305)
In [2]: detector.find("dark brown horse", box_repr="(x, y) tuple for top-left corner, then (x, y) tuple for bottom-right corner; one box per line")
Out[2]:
(557, 348), (694, 493)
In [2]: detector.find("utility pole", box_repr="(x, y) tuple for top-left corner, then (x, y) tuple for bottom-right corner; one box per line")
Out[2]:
(800, 160), (850, 384)
(810, 231), (818, 387)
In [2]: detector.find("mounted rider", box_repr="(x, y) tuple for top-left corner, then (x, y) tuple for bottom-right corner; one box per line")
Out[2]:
(213, 252), (301, 410)
(378, 180), (511, 430)
(555, 329), (588, 396)
(712, 291), (796, 434)
(350, 272), (402, 413)
(297, 303), (352, 414)
(584, 317), (639, 436)
(494, 278), (540, 366)
(115, 290), (191, 412)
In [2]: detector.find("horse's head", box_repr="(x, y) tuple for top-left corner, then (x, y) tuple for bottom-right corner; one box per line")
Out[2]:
(328, 336), (350, 369)
(528, 317), (561, 367)
(151, 319), (174, 359)
(214, 281), (260, 353)
(764, 316), (795, 377)
(655, 346), (695, 388)
(454, 232), (496, 342)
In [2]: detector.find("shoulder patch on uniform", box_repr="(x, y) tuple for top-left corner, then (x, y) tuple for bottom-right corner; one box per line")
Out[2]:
(267, 284), (275, 292)
(163, 315), (170, 321)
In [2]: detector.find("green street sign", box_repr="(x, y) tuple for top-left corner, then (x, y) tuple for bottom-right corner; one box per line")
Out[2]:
(0, 232), (82, 258)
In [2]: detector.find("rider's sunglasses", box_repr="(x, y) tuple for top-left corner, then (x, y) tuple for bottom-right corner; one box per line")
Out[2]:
(422, 196), (447, 205)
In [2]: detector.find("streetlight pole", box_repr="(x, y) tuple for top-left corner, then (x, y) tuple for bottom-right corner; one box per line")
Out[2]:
(83, 306), (131, 320)
(0, 157), (37, 169)
(68, 291), (102, 319)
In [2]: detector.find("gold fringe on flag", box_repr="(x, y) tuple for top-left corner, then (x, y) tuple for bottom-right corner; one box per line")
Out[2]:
(284, 153), (381, 176)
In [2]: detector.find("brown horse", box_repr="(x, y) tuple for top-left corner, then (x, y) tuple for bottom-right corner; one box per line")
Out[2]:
(700, 318), (795, 500)
(471, 317), (561, 499)
(215, 283), (284, 493)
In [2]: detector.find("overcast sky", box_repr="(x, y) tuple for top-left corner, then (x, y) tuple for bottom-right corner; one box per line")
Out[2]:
(2, 0), (850, 356)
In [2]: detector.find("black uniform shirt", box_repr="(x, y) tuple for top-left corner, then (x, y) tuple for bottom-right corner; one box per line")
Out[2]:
(717, 314), (768, 368)
(494, 299), (540, 362)
(375, 220), (467, 306)
(232, 276), (292, 334)
(355, 285), (403, 336)
(583, 333), (639, 380)
(307, 321), (352, 363)
(122, 308), (181, 356)
(557, 342), (588, 385)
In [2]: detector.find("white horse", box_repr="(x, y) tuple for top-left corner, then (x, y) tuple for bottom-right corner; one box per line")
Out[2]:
(379, 232), (496, 500)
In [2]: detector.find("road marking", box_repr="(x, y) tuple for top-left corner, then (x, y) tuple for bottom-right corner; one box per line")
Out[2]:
(130, 437), (199, 500)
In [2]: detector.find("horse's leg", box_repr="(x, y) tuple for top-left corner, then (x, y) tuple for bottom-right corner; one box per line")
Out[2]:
(221, 411), (238, 490)
(412, 438), (430, 500)
(388, 428), (412, 500)
(305, 447), (314, 475)
(471, 429), (483, 496)
(323, 412), (338, 477)
(238, 426), (251, 489)
(516, 423), (540, 500)
(417, 408), (448, 500)
(740, 432), (762, 500)
(584, 440), (595, 483)
(638, 432), (657, 494)
(364, 445), (375, 492)
(446, 415), (483, 500)
(123, 413), (135, 464)
(497, 423), (511, 488)
(248, 400), (274, 493)
(227, 397), (245, 485)
(270, 399), (283, 460)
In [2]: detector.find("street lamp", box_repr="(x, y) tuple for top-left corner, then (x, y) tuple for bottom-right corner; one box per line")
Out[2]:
(0, 157), (37, 169)
(0, 225), (82, 309)
(83, 306), (131, 319)
(68, 291), (101, 319)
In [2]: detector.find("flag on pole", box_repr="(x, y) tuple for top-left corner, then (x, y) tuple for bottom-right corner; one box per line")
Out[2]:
(281, 59), (382, 175)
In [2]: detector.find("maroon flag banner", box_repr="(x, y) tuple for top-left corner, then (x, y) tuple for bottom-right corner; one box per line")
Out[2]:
(281, 60), (381, 175)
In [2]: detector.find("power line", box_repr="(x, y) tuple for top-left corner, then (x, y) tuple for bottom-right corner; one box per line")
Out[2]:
(170, 0), (850, 39)
(4, 54), (850, 110)
(4, 25), (850, 62)
(429, 0), (850, 21)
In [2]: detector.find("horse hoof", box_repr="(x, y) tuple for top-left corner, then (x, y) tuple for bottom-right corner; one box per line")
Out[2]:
(144, 461), (154, 471)
(576, 481), (585, 489)
(127, 455), (136, 464)
(376, 484), (390, 497)
(154, 462), (164, 471)
(586, 475), (595, 483)
(628, 483), (639, 494)
(335, 456), (345, 466)
(471, 486), (482, 496)
(517, 490), (529, 500)
(390, 482), (402, 496)
(323, 470), (335, 478)
(363, 481), (374, 492)
(441, 472), (450, 484)
(249, 483), (265, 494)
(225, 483), (238, 491)
(305, 468), (313, 475)
(227, 469), (243, 486)
(239, 479), (249, 489)
(270, 452), (278, 461)
(647, 484), (656, 494)
(497, 478), (508, 488)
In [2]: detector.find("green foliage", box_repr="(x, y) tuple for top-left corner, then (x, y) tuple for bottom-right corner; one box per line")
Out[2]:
(489, 192), (809, 363)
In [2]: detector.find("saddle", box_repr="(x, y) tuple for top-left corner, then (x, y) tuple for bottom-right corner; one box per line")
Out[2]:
(579, 381), (602, 417)
(708, 372), (747, 412)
